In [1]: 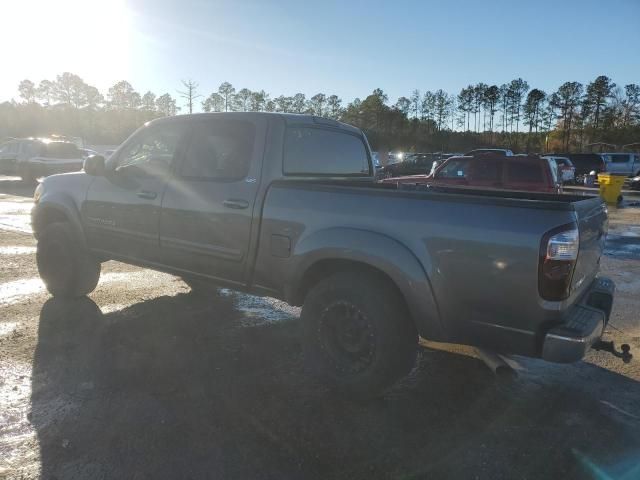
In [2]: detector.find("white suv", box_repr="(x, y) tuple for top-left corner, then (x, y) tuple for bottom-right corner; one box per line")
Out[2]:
(602, 153), (640, 176)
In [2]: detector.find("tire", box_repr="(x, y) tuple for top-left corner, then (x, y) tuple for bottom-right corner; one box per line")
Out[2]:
(301, 271), (418, 397)
(36, 222), (101, 298)
(18, 164), (36, 184)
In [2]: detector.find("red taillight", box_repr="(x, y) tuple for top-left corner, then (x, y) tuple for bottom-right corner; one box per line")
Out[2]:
(538, 223), (579, 301)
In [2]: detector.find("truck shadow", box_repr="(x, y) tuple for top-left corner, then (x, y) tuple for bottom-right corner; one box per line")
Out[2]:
(31, 295), (640, 480)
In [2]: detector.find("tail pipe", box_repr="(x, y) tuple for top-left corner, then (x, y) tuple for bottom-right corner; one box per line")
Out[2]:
(476, 348), (517, 377)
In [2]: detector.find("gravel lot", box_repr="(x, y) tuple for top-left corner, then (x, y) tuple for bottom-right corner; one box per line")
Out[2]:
(1, 177), (639, 479)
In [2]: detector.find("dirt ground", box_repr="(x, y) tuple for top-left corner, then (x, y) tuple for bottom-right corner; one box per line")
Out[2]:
(1, 177), (639, 480)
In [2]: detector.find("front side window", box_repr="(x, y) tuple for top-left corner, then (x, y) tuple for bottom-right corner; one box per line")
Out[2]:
(117, 123), (186, 176)
(179, 120), (255, 180)
(436, 158), (470, 178)
(284, 127), (370, 176)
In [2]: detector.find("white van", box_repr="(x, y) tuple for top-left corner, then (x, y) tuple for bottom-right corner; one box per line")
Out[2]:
(602, 153), (640, 176)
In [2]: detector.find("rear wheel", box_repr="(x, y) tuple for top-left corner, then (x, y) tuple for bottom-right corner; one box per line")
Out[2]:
(301, 271), (418, 397)
(36, 222), (101, 297)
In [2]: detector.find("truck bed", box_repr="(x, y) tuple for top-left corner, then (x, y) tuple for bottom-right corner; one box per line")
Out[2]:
(275, 178), (602, 210)
(256, 178), (606, 356)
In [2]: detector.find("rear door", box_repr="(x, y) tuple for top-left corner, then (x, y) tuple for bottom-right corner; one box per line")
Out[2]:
(159, 116), (265, 285)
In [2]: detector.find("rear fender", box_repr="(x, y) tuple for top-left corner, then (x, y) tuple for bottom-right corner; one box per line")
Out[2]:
(289, 227), (444, 340)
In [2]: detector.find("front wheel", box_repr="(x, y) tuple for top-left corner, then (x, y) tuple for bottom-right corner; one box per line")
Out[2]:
(36, 222), (101, 297)
(18, 164), (36, 184)
(301, 271), (418, 397)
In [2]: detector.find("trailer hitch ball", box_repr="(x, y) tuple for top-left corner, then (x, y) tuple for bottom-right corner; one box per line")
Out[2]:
(621, 344), (632, 364)
(593, 340), (633, 364)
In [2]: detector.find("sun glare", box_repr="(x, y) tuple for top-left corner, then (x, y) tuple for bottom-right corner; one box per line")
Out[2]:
(2, 0), (132, 87)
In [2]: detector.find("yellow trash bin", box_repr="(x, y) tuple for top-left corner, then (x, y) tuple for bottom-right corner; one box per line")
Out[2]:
(597, 173), (626, 204)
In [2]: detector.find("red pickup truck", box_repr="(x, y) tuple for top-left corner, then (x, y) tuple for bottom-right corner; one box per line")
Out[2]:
(382, 154), (561, 193)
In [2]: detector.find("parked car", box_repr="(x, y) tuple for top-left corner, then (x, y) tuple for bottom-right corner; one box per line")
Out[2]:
(0, 138), (41, 176)
(383, 154), (561, 193)
(465, 148), (514, 157)
(629, 175), (640, 191)
(382, 152), (433, 177)
(32, 112), (613, 397)
(0, 138), (84, 182)
(601, 152), (640, 176)
(24, 141), (84, 183)
(555, 153), (606, 183)
(543, 155), (575, 183)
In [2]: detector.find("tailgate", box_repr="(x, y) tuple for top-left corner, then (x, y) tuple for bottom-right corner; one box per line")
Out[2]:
(571, 197), (608, 294)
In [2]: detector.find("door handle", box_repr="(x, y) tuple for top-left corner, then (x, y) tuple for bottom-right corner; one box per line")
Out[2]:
(137, 190), (157, 200)
(223, 199), (249, 209)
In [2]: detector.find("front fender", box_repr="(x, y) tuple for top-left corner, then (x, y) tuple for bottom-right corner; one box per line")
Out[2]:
(32, 192), (86, 248)
(290, 227), (445, 341)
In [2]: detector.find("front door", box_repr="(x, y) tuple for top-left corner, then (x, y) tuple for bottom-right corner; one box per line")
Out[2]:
(82, 121), (188, 263)
(160, 117), (264, 285)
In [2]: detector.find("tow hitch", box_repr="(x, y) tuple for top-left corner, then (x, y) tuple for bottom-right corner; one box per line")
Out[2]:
(593, 340), (633, 363)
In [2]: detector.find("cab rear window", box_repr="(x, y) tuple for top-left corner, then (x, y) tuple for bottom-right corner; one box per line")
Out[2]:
(283, 127), (370, 176)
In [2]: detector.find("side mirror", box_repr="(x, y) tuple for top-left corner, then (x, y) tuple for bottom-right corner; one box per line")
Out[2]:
(84, 154), (106, 176)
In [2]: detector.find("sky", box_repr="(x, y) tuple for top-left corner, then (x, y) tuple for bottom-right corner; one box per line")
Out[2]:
(2, 0), (639, 110)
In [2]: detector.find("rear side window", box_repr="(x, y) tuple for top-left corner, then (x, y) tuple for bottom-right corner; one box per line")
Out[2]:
(469, 158), (502, 182)
(180, 120), (255, 180)
(284, 127), (370, 176)
(507, 161), (544, 183)
(609, 154), (630, 164)
(44, 142), (80, 159)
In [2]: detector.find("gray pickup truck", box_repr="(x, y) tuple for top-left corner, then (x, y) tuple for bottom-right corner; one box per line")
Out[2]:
(32, 113), (615, 396)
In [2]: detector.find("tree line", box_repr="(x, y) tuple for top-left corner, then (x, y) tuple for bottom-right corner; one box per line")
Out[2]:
(2, 72), (639, 152)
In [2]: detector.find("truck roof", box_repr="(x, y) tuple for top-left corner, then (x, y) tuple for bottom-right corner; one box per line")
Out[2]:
(147, 112), (362, 135)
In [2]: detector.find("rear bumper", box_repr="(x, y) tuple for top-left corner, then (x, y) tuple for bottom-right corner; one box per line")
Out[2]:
(542, 277), (615, 363)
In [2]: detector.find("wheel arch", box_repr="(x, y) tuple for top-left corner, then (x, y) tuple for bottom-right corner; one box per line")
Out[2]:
(287, 228), (445, 341)
(32, 197), (86, 248)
